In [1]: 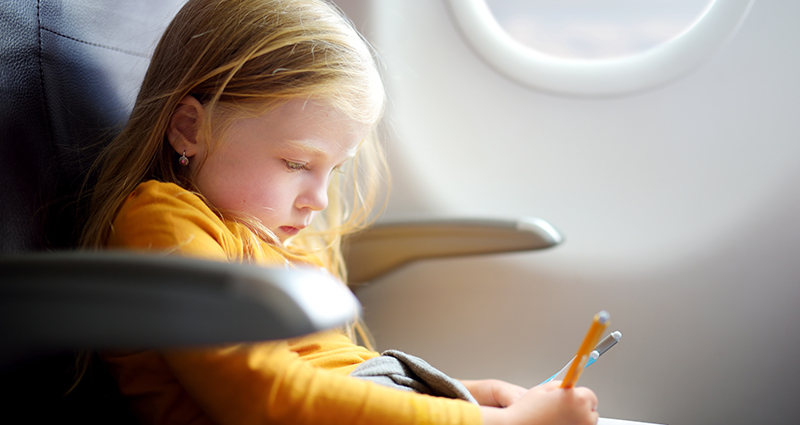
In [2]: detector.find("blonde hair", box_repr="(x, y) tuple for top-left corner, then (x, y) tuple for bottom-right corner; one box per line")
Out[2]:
(81, 0), (388, 347)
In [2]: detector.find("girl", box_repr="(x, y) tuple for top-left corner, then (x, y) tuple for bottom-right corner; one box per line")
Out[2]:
(81, 0), (599, 424)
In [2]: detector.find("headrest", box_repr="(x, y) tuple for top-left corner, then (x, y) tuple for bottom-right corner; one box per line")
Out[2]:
(0, 0), (185, 252)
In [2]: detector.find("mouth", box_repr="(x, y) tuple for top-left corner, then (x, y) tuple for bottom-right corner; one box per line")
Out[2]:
(279, 226), (303, 236)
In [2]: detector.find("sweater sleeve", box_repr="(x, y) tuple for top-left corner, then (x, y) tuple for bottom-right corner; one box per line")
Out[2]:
(162, 342), (481, 425)
(103, 181), (483, 425)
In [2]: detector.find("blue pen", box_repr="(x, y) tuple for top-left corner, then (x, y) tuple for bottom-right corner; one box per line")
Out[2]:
(541, 350), (599, 385)
(540, 331), (622, 385)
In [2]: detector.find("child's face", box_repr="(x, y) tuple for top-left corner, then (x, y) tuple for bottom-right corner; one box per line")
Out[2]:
(192, 100), (366, 242)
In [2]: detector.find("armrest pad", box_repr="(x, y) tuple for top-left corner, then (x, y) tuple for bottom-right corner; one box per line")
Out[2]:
(343, 217), (562, 286)
(0, 252), (360, 352)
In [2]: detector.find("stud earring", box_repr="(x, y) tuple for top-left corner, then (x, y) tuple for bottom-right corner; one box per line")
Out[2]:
(178, 151), (189, 166)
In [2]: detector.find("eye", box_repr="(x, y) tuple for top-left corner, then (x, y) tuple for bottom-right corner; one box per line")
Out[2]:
(283, 159), (309, 172)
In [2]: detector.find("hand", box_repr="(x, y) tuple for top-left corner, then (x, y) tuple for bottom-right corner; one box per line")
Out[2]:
(479, 381), (598, 425)
(460, 379), (528, 407)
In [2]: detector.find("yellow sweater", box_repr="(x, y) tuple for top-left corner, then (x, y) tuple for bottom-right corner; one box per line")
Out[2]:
(102, 180), (482, 425)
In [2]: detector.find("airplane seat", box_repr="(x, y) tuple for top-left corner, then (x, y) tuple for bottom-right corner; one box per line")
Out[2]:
(0, 1), (360, 422)
(0, 1), (172, 422)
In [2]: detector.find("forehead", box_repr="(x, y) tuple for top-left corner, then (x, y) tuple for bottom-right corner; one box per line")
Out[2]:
(275, 137), (358, 158)
(228, 99), (366, 157)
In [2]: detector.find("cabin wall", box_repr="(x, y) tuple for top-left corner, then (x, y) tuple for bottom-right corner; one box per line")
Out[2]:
(337, 1), (800, 424)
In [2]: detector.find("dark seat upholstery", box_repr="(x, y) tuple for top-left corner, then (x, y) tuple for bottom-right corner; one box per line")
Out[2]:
(0, 0), (186, 253)
(0, 1), (185, 422)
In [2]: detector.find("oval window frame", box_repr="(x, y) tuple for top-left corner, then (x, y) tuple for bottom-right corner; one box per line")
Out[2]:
(446, 0), (755, 97)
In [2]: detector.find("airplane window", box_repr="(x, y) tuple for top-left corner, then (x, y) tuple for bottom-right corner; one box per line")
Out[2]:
(446, 0), (754, 97)
(484, 0), (714, 60)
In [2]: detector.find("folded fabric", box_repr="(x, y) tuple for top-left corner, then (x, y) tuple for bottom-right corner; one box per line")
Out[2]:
(350, 349), (478, 404)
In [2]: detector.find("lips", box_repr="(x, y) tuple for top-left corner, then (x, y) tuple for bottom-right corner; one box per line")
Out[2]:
(279, 226), (303, 236)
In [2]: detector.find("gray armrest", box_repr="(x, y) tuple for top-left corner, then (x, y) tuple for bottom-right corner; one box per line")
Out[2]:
(343, 217), (562, 286)
(1, 252), (360, 359)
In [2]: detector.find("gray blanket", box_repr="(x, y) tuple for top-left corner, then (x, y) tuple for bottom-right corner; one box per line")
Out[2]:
(350, 349), (478, 404)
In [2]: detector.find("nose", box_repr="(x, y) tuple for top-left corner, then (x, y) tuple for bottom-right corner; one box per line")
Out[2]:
(296, 178), (328, 212)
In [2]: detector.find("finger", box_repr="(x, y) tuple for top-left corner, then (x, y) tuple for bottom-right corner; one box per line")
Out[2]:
(579, 386), (598, 408)
(492, 382), (528, 407)
(533, 380), (562, 391)
(573, 387), (599, 413)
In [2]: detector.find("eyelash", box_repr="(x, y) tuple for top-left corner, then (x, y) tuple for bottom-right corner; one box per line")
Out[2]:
(283, 159), (309, 172)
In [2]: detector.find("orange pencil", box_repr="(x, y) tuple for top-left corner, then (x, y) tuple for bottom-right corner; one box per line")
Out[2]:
(561, 310), (610, 389)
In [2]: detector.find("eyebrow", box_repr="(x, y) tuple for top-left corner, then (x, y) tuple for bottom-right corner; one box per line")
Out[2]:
(278, 139), (357, 159)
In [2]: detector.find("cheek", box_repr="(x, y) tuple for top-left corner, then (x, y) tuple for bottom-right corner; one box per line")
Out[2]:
(216, 173), (292, 216)
(192, 151), (296, 219)
(192, 156), (252, 210)
(192, 167), (234, 211)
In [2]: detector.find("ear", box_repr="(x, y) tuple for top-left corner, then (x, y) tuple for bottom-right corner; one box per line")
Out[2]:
(167, 95), (206, 158)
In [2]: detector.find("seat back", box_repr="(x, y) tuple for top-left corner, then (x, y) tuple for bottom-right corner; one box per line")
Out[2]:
(0, 0), (184, 253)
(0, 1), (185, 422)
